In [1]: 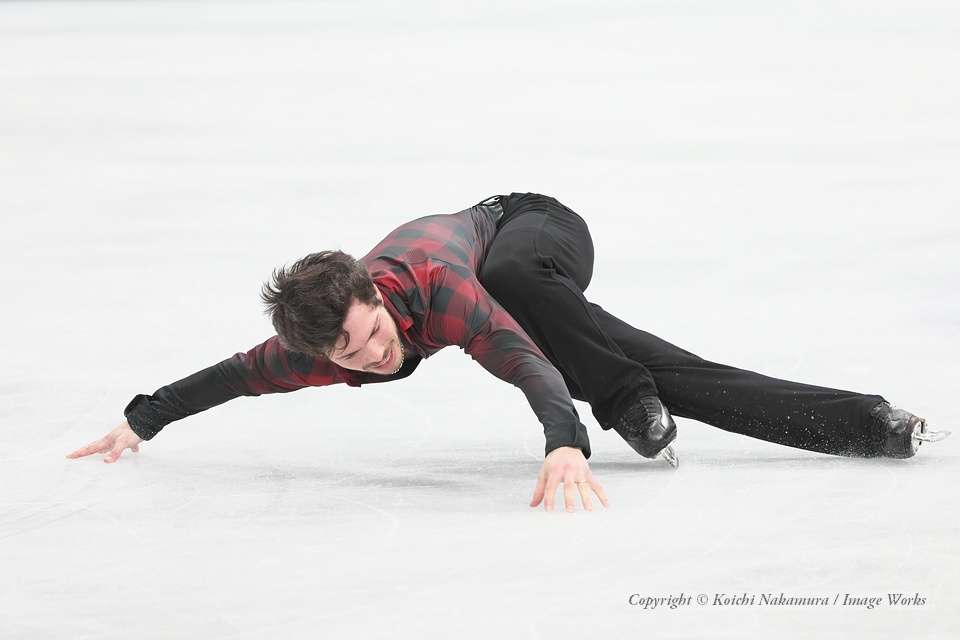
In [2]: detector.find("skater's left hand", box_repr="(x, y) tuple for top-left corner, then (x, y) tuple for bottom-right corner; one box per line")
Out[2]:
(530, 446), (609, 512)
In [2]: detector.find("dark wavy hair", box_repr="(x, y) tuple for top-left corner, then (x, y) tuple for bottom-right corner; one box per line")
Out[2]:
(260, 250), (379, 358)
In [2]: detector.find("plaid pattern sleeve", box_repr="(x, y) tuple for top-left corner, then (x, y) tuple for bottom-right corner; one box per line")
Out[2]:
(122, 335), (356, 440)
(426, 261), (593, 459)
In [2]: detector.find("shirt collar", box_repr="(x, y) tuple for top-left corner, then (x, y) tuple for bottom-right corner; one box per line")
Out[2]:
(374, 279), (413, 333)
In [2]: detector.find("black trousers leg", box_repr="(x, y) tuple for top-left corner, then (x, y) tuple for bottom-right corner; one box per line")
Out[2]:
(587, 303), (888, 456)
(478, 192), (888, 457)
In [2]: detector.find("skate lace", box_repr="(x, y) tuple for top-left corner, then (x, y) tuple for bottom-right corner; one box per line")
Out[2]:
(619, 397), (658, 438)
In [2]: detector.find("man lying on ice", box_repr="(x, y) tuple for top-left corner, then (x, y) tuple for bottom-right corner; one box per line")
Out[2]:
(66, 192), (950, 512)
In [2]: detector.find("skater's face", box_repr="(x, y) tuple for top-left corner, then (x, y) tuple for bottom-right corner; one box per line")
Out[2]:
(327, 290), (404, 375)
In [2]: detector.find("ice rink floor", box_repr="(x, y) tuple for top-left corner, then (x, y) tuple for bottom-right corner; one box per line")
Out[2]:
(2, 1), (958, 638)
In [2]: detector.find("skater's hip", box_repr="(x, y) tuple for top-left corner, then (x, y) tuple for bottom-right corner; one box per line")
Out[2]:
(476, 192), (586, 233)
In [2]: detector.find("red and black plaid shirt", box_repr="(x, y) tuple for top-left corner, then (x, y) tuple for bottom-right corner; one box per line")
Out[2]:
(124, 196), (592, 458)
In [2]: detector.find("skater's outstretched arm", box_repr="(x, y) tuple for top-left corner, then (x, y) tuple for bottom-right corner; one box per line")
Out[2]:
(65, 334), (419, 463)
(117, 335), (347, 442)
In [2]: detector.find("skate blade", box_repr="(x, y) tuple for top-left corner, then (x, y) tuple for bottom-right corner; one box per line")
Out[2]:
(659, 444), (679, 469)
(914, 429), (951, 443)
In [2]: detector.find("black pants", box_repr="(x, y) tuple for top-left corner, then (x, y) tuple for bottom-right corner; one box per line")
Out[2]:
(476, 192), (888, 457)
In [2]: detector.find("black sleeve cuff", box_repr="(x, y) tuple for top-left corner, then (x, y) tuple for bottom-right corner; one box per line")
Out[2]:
(544, 422), (592, 460)
(123, 394), (164, 441)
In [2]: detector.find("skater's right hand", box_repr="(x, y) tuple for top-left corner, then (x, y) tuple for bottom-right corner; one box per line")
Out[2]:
(65, 420), (143, 463)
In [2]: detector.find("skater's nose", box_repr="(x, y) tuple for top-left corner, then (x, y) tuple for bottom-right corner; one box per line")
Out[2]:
(364, 339), (389, 368)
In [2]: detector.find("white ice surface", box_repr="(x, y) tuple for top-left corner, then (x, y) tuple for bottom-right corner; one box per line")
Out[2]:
(1, 1), (958, 638)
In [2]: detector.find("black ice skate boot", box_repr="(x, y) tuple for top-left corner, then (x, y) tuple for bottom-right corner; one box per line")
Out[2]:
(612, 395), (679, 468)
(868, 401), (951, 458)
